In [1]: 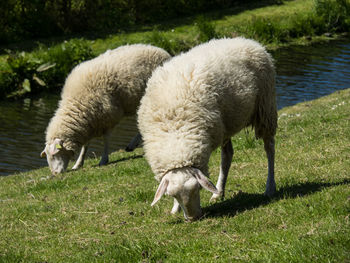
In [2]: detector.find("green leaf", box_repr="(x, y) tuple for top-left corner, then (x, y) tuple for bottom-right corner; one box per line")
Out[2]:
(33, 74), (46, 86)
(37, 62), (56, 72)
(22, 79), (31, 92)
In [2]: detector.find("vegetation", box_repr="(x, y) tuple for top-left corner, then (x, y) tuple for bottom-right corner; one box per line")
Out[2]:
(241, 0), (350, 43)
(0, 39), (93, 98)
(1, 88), (349, 262)
(0, 0), (282, 45)
(0, 0), (349, 99)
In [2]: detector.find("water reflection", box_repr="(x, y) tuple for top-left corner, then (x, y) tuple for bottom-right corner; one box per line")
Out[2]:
(0, 95), (138, 176)
(272, 40), (350, 109)
(0, 38), (349, 176)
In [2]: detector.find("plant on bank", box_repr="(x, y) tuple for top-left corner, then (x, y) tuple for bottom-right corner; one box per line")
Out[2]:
(145, 16), (219, 56)
(314, 0), (350, 33)
(0, 39), (93, 99)
(195, 15), (220, 42)
(38, 39), (94, 88)
(145, 30), (179, 56)
(243, 0), (350, 44)
(1, 0), (350, 100)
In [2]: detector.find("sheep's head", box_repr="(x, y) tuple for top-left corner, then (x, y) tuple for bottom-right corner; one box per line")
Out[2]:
(151, 167), (218, 221)
(40, 138), (74, 175)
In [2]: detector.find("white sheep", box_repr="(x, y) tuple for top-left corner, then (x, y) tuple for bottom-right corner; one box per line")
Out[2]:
(138, 37), (277, 221)
(41, 44), (171, 175)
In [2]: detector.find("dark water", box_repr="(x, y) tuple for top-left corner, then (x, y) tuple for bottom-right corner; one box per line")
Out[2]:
(272, 39), (350, 109)
(0, 39), (350, 176)
(0, 97), (139, 176)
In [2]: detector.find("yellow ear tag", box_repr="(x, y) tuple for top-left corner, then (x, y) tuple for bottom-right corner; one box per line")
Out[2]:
(55, 144), (62, 149)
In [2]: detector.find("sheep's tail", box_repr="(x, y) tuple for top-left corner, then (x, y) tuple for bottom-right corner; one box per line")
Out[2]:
(251, 61), (277, 140)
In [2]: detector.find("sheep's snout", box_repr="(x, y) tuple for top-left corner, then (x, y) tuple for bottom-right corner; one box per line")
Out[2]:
(41, 139), (73, 175)
(184, 209), (203, 222)
(179, 192), (203, 222)
(151, 168), (216, 221)
(47, 154), (70, 175)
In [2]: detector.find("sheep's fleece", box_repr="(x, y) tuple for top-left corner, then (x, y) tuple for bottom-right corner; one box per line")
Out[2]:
(138, 37), (277, 220)
(42, 44), (171, 174)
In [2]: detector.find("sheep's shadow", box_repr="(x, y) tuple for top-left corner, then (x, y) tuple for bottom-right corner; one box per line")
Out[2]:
(92, 154), (143, 167)
(109, 154), (144, 165)
(203, 179), (350, 219)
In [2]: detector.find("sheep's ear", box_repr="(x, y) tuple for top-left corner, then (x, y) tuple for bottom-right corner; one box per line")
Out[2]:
(192, 168), (219, 195)
(40, 149), (47, 158)
(49, 138), (63, 156)
(151, 177), (169, 206)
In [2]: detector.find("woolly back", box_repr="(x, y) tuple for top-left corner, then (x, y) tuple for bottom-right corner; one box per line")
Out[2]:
(46, 44), (171, 151)
(61, 44), (171, 114)
(138, 38), (276, 180)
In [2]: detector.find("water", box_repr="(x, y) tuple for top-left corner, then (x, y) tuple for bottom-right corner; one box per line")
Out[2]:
(0, 39), (350, 176)
(0, 96), (139, 176)
(272, 39), (350, 109)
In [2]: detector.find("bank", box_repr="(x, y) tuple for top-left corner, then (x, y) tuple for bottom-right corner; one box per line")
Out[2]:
(0, 0), (349, 99)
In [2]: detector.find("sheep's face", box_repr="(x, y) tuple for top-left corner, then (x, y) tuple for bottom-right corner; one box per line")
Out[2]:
(40, 138), (73, 175)
(151, 167), (218, 221)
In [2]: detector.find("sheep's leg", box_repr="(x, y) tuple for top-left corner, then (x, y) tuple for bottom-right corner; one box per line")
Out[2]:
(99, 130), (111, 166)
(210, 140), (233, 202)
(72, 144), (89, 170)
(171, 198), (181, 214)
(125, 133), (142, 152)
(264, 136), (276, 197)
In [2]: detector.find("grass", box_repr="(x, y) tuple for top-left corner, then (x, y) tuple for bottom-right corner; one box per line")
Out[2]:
(1, 88), (349, 262)
(88, 0), (349, 54)
(1, 0), (348, 57)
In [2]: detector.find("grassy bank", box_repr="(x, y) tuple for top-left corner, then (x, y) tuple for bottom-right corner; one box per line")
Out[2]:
(1, 89), (349, 262)
(1, 0), (349, 99)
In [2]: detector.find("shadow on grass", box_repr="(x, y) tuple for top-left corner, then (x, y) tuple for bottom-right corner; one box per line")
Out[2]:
(90, 154), (143, 168)
(105, 154), (144, 165)
(204, 179), (350, 219)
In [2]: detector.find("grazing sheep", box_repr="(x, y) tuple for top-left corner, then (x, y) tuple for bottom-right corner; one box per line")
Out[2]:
(138, 38), (277, 221)
(41, 44), (171, 175)
(125, 133), (142, 152)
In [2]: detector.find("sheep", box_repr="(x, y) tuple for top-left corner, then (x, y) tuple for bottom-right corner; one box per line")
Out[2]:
(125, 133), (142, 152)
(137, 37), (277, 221)
(41, 44), (171, 175)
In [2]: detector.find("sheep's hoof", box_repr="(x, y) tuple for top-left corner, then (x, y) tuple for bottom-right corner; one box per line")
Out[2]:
(264, 189), (276, 197)
(171, 207), (181, 214)
(170, 203), (181, 214)
(264, 184), (276, 197)
(98, 158), (109, 166)
(209, 193), (224, 203)
(125, 146), (134, 152)
(72, 164), (82, 170)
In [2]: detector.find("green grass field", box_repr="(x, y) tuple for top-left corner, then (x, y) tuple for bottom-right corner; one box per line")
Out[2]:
(88, 0), (336, 55)
(1, 89), (349, 262)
